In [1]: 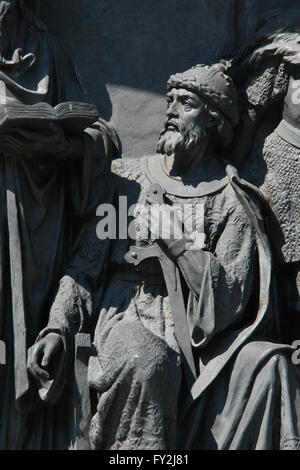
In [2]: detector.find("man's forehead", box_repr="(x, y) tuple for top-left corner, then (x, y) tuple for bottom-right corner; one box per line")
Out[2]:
(166, 88), (202, 101)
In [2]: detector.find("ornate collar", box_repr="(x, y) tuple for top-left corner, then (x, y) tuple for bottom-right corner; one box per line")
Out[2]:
(275, 119), (300, 150)
(143, 154), (228, 198)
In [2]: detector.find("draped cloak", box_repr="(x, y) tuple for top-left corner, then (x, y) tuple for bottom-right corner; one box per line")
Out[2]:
(39, 155), (300, 449)
(0, 11), (115, 449)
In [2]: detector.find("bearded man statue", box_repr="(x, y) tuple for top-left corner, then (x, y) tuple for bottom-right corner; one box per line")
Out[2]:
(0, 0), (118, 450)
(32, 62), (300, 450)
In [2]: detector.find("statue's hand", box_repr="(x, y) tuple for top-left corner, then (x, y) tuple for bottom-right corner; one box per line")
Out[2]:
(139, 201), (183, 247)
(2, 123), (82, 158)
(27, 332), (64, 382)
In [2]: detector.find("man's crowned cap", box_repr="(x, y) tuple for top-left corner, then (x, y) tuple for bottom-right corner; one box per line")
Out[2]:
(167, 63), (239, 127)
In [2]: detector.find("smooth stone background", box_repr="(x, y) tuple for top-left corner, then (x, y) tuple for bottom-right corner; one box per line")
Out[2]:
(41, 0), (297, 158)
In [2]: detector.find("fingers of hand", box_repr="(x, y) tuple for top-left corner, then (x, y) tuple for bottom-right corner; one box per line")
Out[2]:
(145, 194), (158, 205)
(41, 336), (61, 368)
(148, 206), (161, 238)
(27, 342), (49, 381)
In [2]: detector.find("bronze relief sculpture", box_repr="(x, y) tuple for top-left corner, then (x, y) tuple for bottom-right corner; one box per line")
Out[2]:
(0, 2), (299, 451)
(32, 61), (300, 450)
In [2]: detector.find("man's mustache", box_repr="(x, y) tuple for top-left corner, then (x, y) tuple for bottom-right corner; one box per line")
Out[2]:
(162, 120), (183, 133)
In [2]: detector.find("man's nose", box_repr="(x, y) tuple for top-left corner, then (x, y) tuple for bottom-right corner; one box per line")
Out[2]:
(166, 100), (179, 118)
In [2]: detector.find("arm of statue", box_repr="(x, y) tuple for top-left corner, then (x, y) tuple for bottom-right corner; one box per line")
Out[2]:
(146, 200), (258, 348)
(26, 125), (118, 385)
(68, 120), (119, 218)
(172, 215), (257, 348)
(27, 215), (112, 385)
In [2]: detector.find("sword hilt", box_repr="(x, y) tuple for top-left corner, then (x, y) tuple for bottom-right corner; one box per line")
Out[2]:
(124, 244), (162, 266)
(146, 183), (166, 205)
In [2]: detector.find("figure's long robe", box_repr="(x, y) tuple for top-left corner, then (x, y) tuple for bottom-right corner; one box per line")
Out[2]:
(243, 124), (300, 342)
(0, 15), (114, 449)
(41, 155), (300, 450)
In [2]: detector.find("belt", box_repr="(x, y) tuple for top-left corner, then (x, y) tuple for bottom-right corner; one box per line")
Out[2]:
(109, 264), (165, 285)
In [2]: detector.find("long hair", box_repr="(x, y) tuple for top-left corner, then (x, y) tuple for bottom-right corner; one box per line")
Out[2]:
(205, 101), (234, 149)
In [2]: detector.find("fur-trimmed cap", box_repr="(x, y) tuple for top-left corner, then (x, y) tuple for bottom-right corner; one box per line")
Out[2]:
(167, 63), (239, 127)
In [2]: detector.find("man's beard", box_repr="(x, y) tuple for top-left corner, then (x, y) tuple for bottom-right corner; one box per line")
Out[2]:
(156, 120), (208, 158)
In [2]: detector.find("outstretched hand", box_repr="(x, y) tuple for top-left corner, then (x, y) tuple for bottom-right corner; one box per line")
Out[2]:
(138, 190), (183, 247)
(27, 332), (64, 382)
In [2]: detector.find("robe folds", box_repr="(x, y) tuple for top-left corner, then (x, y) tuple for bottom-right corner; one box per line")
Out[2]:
(0, 12), (116, 449)
(244, 125), (300, 343)
(42, 155), (300, 450)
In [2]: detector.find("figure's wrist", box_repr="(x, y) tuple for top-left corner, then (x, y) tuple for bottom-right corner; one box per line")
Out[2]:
(166, 235), (194, 258)
(36, 328), (65, 343)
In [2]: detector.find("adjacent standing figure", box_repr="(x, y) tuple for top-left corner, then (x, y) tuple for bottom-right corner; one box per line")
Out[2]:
(234, 9), (300, 343)
(0, 0), (117, 449)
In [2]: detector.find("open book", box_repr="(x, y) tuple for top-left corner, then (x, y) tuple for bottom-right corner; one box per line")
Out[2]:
(0, 101), (99, 135)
